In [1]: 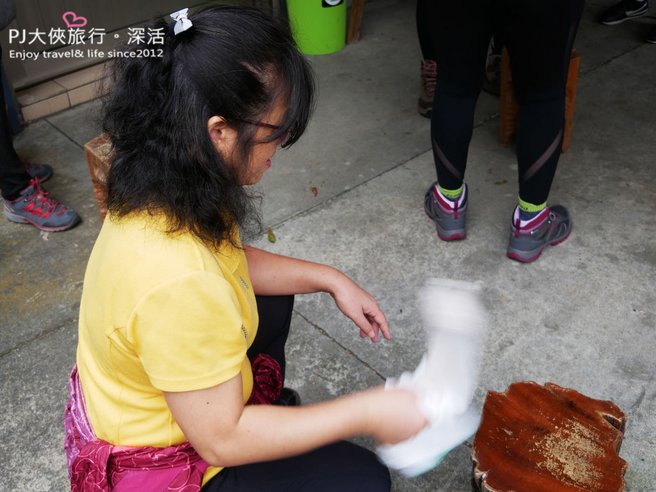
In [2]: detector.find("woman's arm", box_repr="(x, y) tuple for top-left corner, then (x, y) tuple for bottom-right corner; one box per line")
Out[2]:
(244, 245), (390, 341)
(164, 374), (425, 467)
(244, 244), (344, 295)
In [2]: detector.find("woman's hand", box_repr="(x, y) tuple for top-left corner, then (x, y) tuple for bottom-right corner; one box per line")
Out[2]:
(243, 246), (390, 341)
(329, 273), (391, 342)
(365, 387), (428, 445)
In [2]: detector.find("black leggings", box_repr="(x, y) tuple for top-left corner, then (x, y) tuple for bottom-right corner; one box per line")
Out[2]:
(416, 0), (437, 61)
(0, 43), (30, 200)
(207, 295), (391, 491)
(429, 0), (584, 205)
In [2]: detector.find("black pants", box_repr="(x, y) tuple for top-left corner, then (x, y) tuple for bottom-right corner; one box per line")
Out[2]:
(416, 0), (436, 61)
(247, 295), (295, 380)
(207, 295), (391, 491)
(417, 0), (504, 64)
(429, 0), (585, 205)
(0, 43), (30, 200)
(203, 440), (390, 492)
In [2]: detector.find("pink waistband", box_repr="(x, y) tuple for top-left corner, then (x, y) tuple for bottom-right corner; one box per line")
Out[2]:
(64, 365), (208, 491)
(64, 354), (282, 490)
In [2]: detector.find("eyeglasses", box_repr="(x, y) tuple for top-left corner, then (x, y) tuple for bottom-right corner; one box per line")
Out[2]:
(233, 118), (281, 131)
(233, 118), (290, 146)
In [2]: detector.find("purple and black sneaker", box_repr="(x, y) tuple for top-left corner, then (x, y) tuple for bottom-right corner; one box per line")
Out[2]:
(507, 205), (572, 263)
(424, 182), (467, 241)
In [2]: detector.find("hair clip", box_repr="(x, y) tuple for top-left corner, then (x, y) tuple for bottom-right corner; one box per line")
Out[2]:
(170, 8), (193, 35)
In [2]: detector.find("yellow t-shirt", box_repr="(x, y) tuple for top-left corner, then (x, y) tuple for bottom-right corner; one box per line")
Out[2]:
(76, 213), (258, 484)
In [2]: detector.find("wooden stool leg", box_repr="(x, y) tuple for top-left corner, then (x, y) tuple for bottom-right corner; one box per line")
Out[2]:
(561, 50), (580, 153)
(347, 0), (365, 44)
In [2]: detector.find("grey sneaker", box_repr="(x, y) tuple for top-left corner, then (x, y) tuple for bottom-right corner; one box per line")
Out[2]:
(483, 53), (501, 96)
(23, 161), (53, 183)
(600, 0), (649, 25)
(275, 387), (301, 406)
(482, 37), (502, 96)
(418, 60), (437, 118)
(646, 25), (656, 44)
(507, 205), (571, 263)
(424, 182), (467, 241)
(3, 178), (80, 232)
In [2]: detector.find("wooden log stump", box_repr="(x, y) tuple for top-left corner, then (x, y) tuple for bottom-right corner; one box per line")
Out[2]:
(84, 133), (113, 220)
(472, 382), (627, 492)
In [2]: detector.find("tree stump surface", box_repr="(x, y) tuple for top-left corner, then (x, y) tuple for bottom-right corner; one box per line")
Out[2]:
(472, 382), (627, 492)
(84, 133), (113, 219)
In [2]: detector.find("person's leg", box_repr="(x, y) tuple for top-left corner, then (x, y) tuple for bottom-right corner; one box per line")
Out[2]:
(416, 0), (438, 117)
(0, 44), (30, 201)
(248, 295), (294, 380)
(502, 0), (584, 262)
(416, 0), (436, 61)
(0, 42), (80, 231)
(430, 1), (492, 191)
(424, 0), (493, 240)
(504, 0), (584, 210)
(203, 440), (391, 492)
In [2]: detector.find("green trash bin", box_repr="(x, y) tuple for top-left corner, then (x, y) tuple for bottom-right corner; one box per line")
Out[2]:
(286, 0), (346, 55)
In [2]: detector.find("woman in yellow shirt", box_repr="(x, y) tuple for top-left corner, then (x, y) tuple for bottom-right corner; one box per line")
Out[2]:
(67, 6), (426, 491)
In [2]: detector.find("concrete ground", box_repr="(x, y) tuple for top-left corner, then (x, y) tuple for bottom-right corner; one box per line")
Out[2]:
(1, 1), (655, 490)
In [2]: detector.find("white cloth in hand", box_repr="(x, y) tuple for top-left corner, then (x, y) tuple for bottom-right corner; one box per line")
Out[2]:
(377, 279), (487, 477)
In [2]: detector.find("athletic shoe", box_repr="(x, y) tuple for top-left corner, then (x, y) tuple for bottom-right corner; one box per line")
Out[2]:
(275, 388), (301, 406)
(646, 25), (656, 43)
(424, 182), (467, 241)
(483, 53), (501, 96)
(418, 60), (437, 118)
(507, 205), (571, 263)
(23, 160), (53, 183)
(482, 37), (502, 96)
(599, 0), (649, 25)
(3, 178), (80, 231)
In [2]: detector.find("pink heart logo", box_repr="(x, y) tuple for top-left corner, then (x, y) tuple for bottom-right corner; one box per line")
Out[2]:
(62, 11), (88, 29)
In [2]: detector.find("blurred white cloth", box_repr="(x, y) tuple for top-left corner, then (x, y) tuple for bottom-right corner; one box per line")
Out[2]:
(377, 279), (487, 477)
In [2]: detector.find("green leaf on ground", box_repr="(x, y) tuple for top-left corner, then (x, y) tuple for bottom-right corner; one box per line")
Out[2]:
(267, 228), (277, 243)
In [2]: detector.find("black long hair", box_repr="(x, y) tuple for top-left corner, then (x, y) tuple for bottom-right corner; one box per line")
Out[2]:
(102, 6), (314, 248)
